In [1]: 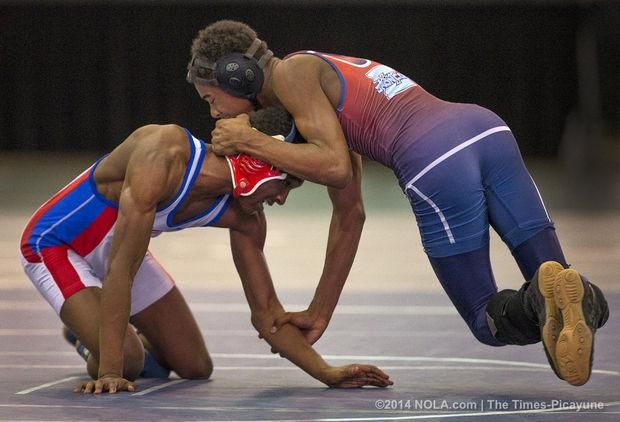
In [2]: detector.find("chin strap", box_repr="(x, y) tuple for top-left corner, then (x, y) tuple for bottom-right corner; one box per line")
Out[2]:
(225, 135), (287, 198)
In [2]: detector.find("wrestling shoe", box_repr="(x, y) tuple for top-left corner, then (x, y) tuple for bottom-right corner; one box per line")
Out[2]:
(62, 326), (90, 361)
(529, 261), (565, 380)
(62, 326), (78, 347)
(554, 269), (609, 386)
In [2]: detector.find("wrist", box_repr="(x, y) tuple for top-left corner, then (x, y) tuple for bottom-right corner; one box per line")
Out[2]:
(237, 127), (259, 153)
(317, 364), (335, 385)
(241, 128), (274, 156)
(318, 365), (334, 387)
(97, 358), (123, 379)
(308, 299), (334, 323)
(98, 371), (122, 379)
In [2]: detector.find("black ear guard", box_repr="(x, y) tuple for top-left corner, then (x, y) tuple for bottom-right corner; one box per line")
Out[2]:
(187, 38), (274, 100)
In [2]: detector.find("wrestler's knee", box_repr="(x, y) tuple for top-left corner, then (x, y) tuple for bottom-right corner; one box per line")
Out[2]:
(173, 354), (213, 380)
(469, 323), (505, 347)
(464, 310), (506, 347)
(121, 330), (145, 381)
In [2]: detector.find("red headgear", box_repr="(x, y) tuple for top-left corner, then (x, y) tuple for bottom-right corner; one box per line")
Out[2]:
(225, 135), (287, 198)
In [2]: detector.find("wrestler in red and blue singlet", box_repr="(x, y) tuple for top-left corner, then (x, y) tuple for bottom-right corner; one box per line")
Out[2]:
(285, 51), (568, 345)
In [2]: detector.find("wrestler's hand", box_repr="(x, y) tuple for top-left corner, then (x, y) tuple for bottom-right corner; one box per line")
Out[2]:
(322, 364), (394, 388)
(211, 114), (253, 156)
(270, 310), (328, 345)
(74, 374), (135, 394)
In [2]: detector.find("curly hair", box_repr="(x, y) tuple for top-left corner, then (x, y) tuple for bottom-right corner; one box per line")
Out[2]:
(248, 107), (306, 144)
(190, 20), (270, 75)
(248, 107), (292, 137)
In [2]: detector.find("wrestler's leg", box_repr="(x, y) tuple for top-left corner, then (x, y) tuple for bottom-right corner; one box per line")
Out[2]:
(60, 287), (145, 380)
(482, 130), (608, 385)
(131, 287), (213, 379)
(428, 247), (506, 346)
(21, 245), (144, 381)
(128, 252), (212, 380)
(404, 127), (564, 348)
(405, 149), (507, 345)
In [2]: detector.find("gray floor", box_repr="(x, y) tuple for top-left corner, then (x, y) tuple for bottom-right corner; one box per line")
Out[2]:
(1, 154), (619, 421)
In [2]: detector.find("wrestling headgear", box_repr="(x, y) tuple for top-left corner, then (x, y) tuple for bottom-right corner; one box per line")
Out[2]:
(225, 135), (287, 198)
(186, 38), (273, 101)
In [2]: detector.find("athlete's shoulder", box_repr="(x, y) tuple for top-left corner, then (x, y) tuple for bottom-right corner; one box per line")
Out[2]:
(286, 50), (375, 65)
(283, 50), (315, 60)
(272, 54), (323, 97)
(131, 124), (187, 146)
(101, 124), (189, 175)
(125, 124), (191, 159)
(279, 51), (322, 69)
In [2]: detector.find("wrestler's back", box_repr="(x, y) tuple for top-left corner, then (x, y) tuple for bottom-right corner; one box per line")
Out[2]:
(286, 51), (473, 168)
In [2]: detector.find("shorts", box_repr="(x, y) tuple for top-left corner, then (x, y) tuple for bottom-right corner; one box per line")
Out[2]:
(20, 248), (175, 316)
(393, 104), (553, 258)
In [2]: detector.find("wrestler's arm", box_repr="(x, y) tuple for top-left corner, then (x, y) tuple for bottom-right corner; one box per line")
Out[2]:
(271, 152), (365, 344)
(212, 57), (352, 188)
(88, 127), (178, 393)
(227, 208), (390, 388)
(213, 58), (365, 341)
(225, 58), (366, 342)
(307, 152), (365, 338)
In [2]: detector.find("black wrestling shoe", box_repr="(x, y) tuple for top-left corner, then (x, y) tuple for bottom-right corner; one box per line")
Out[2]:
(554, 269), (609, 386)
(62, 326), (90, 362)
(62, 326), (78, 347)
(529, 261), (566, 380)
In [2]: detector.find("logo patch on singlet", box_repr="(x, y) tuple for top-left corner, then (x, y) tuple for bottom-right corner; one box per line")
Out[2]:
(365, 65), (416, 99)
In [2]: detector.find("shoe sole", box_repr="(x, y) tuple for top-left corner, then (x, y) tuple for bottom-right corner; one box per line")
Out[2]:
(554, 269), (593, 386)
(538, 261), (565, 379)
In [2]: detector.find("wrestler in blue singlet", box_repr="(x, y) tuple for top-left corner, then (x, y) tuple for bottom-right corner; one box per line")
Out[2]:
(284, 51), (572, 345)
(20, 129), (231, 315)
